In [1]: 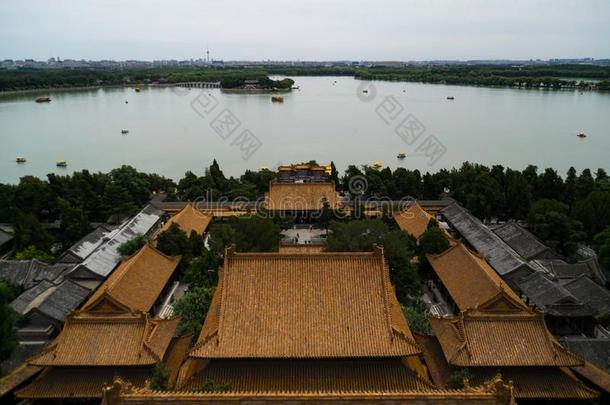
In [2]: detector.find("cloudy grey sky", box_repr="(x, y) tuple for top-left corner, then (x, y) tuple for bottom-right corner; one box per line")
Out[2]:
(1, 0), (609, 61)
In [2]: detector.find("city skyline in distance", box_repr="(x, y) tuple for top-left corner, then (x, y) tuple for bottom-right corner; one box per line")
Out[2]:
(1, 0), (609, 61)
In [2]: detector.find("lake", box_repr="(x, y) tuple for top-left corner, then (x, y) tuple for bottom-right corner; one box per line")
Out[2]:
(1, 76), (609, 184)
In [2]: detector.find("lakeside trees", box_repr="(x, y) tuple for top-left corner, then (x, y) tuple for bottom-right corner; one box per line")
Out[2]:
(2, 64), (610, 92)
(0, 159), (608, 266)
(337, 161), (609, 258)
(355, 64), (610, 89)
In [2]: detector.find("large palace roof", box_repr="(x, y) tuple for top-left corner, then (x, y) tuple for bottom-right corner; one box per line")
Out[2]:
(191, 246), (421, 358)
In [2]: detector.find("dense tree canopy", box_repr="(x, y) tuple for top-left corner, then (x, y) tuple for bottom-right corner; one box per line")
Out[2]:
(2, 64), (609, 92)
(208, 216), (281, 256)
(0, 281), (20, 362)
(173, 286), (215, 338)
(117, 235), (148, 257)
(527, 199), (586, 257)
(324, 219), (421, 301)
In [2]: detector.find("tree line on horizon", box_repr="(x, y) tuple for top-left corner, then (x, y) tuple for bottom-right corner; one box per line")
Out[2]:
(1, 64), (610, 92)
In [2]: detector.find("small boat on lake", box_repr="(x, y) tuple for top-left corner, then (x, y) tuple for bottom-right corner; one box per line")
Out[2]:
(271, 96), (284, 103)
(447, 96), (455, 100)
(16, 157), (26, 163)
(577, 132), (587, 138)
(397, 151), (406, 159)
(121, 129), (129, 134)
(135, 87), (141, 92)
(362, 89), (368, 93)
(35, 96), (51, 103)
(56, 160), (67, 168)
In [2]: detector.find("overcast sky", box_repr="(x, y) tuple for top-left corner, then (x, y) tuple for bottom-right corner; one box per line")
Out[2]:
(1, 0), (609, 61)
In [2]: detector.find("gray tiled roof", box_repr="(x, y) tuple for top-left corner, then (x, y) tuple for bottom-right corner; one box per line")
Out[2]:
(0, 260), (31, 286)
(0, 260), (73, 290)
(441, 202), (532, 276)
(58, 225), (116, 263)
(519, 271), (593, 317)
(10, 279), (90, 323)
(0, 228), (13, 248)
(70, 205), (163, 279)
(492, 221), (557, 260)
(539, 258), (607, 286)
(560, 337), (610, 372)
(563, 275), (610, 316)
(10, 280), (55, 314)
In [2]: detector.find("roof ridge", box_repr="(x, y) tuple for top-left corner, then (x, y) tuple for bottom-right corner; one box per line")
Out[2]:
(427, 242), (460, 260)
(217, 247), (233, 343)
(232, 251), (378, 258)
(137, 313), (161, 362)
(374, 246), (395, 343)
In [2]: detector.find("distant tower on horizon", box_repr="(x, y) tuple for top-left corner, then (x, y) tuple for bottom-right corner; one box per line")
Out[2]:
(206, 47), (210, 62)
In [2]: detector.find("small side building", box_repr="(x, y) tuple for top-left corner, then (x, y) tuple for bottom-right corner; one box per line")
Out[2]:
(15, 243), (183, 402)
(68, 204), (164, 289)
(158, 202), (212, 237)
(427, 308), (599, 401)
(393, 201), (434, 240)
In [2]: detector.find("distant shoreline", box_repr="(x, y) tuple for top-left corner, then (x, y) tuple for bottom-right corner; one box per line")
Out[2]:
(0, 84), (132, 97)
(1, 79), (607, 97)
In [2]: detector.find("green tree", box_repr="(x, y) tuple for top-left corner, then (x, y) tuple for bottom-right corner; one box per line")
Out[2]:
(177, 171), (203, 201)
(101, 183), (138, 222)
(503, 169), (531, 219)
(208, 217), (280, 255)
(13, 210), (54, 252)
(57, 197), (90, 248)
(156, 224), (191, 260)
(536, 168), (564, 201)
(572, 191), (610, 239)
(382, 230), (420, 300)
(0, 184), (15, 222)
(402, 303), (431, 334)
(576, 169), (595, 200)
(564, 167), (578, 209)
(173, 286), (214, 337)
(182, 250), (219, 289)
(149, 362), (170, 391)
(594, 226), (610, 270)
(317, 198), (334, 231)
(188, 230), (205, 258)
(15, 245), (55, 263)
(325, 219), (388, 252)
(117, 235), (148, 256)
(466, 172), (502, 221)
(418, 220), (450, 261)
(325, 220), (421, 300)
(0, 281), (19, 362)
(329, 161), (339, 188)
(13, 175), (52, 217)
(528, 199), (585, 257)
(447, 369), (472, 389)
(208, 223), (238, 257)
(200, 379), (232, 392)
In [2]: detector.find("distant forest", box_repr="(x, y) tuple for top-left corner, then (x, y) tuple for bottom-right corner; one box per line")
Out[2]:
(1, 64), (609, 92)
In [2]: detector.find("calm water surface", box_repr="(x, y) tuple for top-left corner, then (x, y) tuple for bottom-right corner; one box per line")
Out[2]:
(1, 77), (609, 184)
